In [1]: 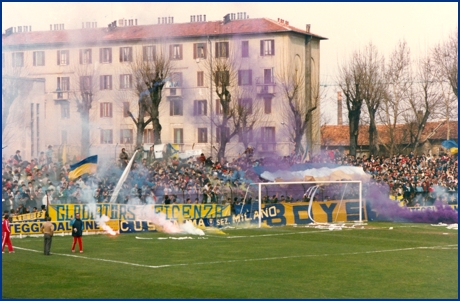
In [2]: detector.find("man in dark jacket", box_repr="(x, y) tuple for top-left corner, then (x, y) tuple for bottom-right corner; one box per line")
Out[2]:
(70, 213), (84, 253)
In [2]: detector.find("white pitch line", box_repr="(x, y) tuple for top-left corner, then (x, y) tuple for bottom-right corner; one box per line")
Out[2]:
(13, 244), (457, 270)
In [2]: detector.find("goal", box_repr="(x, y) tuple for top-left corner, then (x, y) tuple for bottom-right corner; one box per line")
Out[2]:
(240, 181), (365, 228)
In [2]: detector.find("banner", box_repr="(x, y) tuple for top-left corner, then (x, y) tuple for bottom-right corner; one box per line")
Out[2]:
(12, 211), (46, 222)
(9, 219), (119, 235)
(48, 204), (232, 222)
(234, 200), (366, 226)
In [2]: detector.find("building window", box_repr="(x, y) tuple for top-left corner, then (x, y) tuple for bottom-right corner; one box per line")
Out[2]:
(61, 102), (70, 119)
(260, 39), (275, 56)
(80, 76), (92, 91)
(120, 74), (133, 89)
(215, 99), (222, 115)
(169, 44), (183, 60)
(100, 129), (113, 144)
(144, 129), (154, 143)
(198, 128), (208, 143)
(264, 97), (272, 114)
(168, 72), (182, 87)
(170, 99), (183, 116)
(173, 128), (184, 144)
(12, 52), (24, 67)
(264, 68), (274, 84)
(215, 41), (229, 58)
(119, 47), (133, 62)
(143, 45), (156, 61)
(57, 50), (69, 65)
(120, 129), (133, 144)
(242, 41), (249, 58)
(216, 71), (229, 86)
(100, 102), (113, 118)
(57, 77), (70, 92)
(100, 48), (112, 63)
(238, 70), (252, 86)
(33, 51), (45, 66)
(123, 102), (130, 118)
(238, 98), (252, 114)
(197, 71), (204, 87)
(194, 100), (207, 116)
(261, 127), (275, 150)
(100, 75), (112, 90)
(79, 49), (92, 64)
(216, 126), (230, 143)
(238, 127), (253, 143)
(193, 43), (207, 59)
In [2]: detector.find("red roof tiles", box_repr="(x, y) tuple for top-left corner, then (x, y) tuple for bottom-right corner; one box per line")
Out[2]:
(2, 18), (327, 48)
(321, 121), (458, 146)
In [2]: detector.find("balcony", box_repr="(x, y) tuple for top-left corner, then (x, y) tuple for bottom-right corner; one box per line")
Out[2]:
(256, 142), (276, 152)
(164, 87), (182, 97)
(255, 77), (276, 96)
(53, 90), (70, 101)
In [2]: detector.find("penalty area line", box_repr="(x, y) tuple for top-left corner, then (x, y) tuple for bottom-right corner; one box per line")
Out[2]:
(13, 244), (458, 270)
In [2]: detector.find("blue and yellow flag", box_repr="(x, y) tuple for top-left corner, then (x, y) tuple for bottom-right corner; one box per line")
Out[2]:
(442, 140), (458, 155)
(68, 155), (98, 180)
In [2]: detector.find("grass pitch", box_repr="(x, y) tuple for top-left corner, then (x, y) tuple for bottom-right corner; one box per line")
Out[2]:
(2, 222), (458, 299)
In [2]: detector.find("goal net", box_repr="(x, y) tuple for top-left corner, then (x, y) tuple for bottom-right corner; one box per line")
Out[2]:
(239, 181), (366, 228)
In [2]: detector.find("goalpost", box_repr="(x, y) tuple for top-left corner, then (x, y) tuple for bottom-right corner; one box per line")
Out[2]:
(242, 181), (364, 228)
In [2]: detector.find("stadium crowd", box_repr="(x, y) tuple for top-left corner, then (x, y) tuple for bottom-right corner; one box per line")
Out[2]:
(2, 146), (457, 218)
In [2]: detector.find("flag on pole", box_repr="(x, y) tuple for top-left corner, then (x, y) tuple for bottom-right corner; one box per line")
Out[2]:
(110, 150), (138, 203)
(68, 155), (98, 180)
(441, 140), (458, 155)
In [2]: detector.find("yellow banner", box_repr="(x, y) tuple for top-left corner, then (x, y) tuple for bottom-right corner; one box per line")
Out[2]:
(12, 211), (47, 222)
(48, 204), (232, 222)
(10, 219), (119, 235)
(254, 200), (366, 225)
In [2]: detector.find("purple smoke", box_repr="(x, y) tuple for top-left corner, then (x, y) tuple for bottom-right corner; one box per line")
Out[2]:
(366, 183), (458, 224)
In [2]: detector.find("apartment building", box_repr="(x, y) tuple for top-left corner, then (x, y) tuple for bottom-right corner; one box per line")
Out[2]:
(2, 13), (326, 163)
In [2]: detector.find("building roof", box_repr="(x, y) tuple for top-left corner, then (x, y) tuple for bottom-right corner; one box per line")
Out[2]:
(2, 18), (327, 48)
(321, 121), (458, 147)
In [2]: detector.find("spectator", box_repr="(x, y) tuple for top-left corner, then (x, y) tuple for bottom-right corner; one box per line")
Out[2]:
(46, 145), (53, 165)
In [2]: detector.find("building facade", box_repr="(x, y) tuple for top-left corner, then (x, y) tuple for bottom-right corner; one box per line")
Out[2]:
(2, 14), (326, 163)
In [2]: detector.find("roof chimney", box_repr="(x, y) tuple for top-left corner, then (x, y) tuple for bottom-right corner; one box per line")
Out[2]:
(223, 14), (231, 24)
(306, 24), (311, 33)
(203, 15), (206, 22)
(337, 91), (343, 125)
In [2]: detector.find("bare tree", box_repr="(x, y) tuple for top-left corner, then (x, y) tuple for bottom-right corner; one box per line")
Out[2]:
(360, 43), (387, 156)
(207, 44), (240, 161)
(2, 54), (31, 139)
(72, 64), (100, 158)
(278, 57), (320, 156)
(135, 44), (173, 145)
(432, 27), (458, 98)
(125, 54), (156, 148)
(379, 40), (412, 156)
(232, 87), (264, 151)
(337, 51), (366, 157)
(432, 28), (458, 140)
(405, 55), (443, 153)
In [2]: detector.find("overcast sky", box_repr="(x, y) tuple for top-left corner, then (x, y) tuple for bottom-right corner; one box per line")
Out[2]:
(2, 2), (458, 123)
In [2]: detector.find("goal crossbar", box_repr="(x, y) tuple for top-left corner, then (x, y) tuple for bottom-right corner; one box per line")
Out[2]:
(243, 181), (363, 228)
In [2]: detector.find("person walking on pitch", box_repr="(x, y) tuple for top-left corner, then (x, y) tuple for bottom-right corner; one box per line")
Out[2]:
(41, 216), (54, 255)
